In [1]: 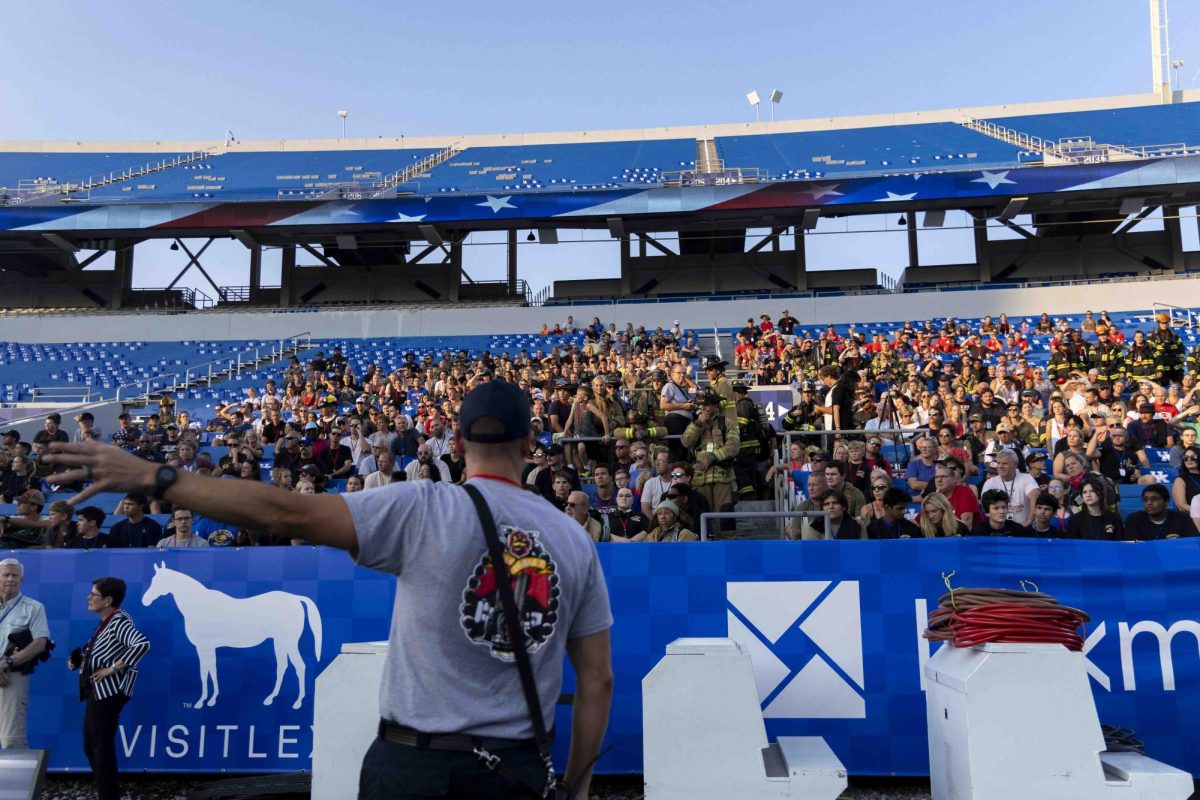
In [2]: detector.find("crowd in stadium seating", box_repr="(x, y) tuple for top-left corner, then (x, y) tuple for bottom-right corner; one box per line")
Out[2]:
(2, 307), (1200, 547)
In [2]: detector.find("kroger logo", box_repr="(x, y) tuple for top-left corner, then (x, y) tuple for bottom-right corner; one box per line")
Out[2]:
(726, 581), (865, 719)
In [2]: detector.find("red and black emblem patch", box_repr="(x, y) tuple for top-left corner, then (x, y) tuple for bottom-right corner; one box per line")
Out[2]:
(461, 527), (561, 661)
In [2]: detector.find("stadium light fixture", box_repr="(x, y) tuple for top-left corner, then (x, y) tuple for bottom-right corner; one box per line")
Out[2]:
(169, 241), (180, 251)
(746, 91), (761, 122)
(769, 90), (783, 122)
(337, 110), (349, 139)
(527, 231), (536, 242)
(1172, 59), (1184, 91)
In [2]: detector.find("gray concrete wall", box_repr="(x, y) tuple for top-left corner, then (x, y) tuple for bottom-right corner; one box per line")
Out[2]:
(2, 275), (1199, 344)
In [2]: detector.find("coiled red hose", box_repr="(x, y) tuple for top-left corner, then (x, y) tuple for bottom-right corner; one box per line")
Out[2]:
(924, 587), (1090, 651)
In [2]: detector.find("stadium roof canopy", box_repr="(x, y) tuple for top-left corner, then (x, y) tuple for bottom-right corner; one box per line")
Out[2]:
(1, 90), (1198, 310)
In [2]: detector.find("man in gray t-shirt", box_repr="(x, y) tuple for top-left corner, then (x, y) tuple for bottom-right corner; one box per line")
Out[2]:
(46, 379), (614, 800)
(344, 477), (611, 739)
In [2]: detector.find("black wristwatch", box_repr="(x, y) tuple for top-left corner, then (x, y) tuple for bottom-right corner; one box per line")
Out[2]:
(153, 465), (179, 500)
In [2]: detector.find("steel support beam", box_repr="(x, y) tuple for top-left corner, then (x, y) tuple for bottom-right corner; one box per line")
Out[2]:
(973, 216), (990, 282)
(248, 244), (262, 290)
(620, 235), (632, 295)
(506, 229), (518, 296)
(170, 239), (221, 297)
(448, 236), (464, 302)
(794, 229), (808, 291)
(1164, 205), (1184, 272)
(906, 211), (919, 268)
(111, 244), (134, 310)
(299, 242), (339, 269)
(280, 244), (296, 306)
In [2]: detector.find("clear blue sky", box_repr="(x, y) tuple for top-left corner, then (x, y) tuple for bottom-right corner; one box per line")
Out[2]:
(3, 0), (1197, 296)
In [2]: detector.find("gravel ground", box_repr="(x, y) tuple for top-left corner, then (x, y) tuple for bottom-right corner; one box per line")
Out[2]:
(42, 773), (936, 799)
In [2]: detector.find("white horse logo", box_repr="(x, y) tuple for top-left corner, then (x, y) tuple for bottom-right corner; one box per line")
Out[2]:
(142, 562), (322, 710)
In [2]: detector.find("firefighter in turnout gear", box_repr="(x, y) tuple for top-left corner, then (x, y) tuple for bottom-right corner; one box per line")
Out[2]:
(1126, 330), (1159, 382)
(1089, 325), (1126, 383)
(1150, 313), (1186, 384)
(681, 390), (740, 539)
(634, 371), (669, 426)
(1047, 342), (1073, 385)
(1065, 330), (1091, 372)
(702, 356), (737, 428)
(1188, 342), (1200, 377)
(614, 411), (668, 450)
(733, 383), (767, 500)
(781, 382), (820, 431)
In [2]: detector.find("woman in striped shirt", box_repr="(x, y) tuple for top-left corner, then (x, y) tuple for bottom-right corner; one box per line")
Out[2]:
(68, 576), (150, 800)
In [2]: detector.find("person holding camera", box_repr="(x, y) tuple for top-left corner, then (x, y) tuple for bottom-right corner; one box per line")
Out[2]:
(69, 576), (150, 800)
(0, 558), (51, 749)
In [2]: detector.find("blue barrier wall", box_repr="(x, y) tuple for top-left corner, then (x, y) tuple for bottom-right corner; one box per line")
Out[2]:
(16, 540), (1200, 775)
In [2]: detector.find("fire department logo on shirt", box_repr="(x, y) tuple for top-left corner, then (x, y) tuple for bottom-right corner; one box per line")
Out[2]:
(460, 527), (561, 661)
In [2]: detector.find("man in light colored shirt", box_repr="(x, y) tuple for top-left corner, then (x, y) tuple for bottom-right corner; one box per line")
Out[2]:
(403, 444), (450, 482)
(980, 450), (1040, 526)
(0, 558), (50, 749)
(155, 509), (209, 549)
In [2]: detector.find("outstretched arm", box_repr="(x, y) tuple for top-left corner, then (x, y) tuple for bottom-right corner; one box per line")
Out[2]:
(44, 442), (357, 554)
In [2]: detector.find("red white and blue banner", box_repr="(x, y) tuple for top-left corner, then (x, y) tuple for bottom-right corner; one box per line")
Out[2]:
(2, 157), (1198, 234)
(17, 539), (1200, 775)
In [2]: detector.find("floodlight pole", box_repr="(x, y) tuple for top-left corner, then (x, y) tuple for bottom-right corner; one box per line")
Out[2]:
(1149, 0), (1172, 102)
(746, 91), (761, 123)
(338, 110), (349, 139)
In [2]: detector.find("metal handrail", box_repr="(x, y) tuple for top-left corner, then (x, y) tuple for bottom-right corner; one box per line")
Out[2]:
(1152, 302), (1196, 330)
(113, 331), (313, 402)
(698, 510), (830, 542)
(8, 333), (315, 431)
(5, 147), (220, 205)
(29, 385), (96, 403)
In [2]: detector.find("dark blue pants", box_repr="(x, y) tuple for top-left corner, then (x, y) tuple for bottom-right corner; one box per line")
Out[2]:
(358, 735), (547, 799)
(83, 694), (128, 800)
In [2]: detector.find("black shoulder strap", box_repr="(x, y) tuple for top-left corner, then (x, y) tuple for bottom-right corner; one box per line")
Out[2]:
(462, 483), (553, 757)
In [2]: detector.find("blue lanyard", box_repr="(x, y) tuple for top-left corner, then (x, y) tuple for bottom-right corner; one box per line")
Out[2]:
(0, 595), (22, 628)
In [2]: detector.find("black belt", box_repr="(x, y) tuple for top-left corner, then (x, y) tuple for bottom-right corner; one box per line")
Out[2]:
(378, 720), (545, 753)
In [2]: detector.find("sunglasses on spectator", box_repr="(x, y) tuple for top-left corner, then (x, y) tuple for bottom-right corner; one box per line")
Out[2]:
(565, 501), (584, 508)
(872, 484), (889, 492)
(614, 444), (627, 450)
(670, 471), (687, 479)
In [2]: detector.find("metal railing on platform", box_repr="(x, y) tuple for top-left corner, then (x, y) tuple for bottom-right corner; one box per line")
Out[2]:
(29, 386), (97, 403)
(104, 332), (313, 402)
(698, 510), (830, 542)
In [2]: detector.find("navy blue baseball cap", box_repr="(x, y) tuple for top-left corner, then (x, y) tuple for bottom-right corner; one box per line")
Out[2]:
(459, 381), (531, 443)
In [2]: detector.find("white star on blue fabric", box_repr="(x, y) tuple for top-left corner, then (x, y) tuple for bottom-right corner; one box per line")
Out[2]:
(477, 195), (517, 213)
(874, 191), (917, 202)
(971, 170), (1016, 190)
(806, 183), (843, 200)
(392, 213), (427, 222)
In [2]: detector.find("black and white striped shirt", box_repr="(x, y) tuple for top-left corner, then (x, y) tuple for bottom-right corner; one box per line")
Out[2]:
(85, 609), (150, 701)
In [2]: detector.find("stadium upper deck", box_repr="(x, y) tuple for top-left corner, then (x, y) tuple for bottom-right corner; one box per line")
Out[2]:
(1, 91), (1198, 208)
